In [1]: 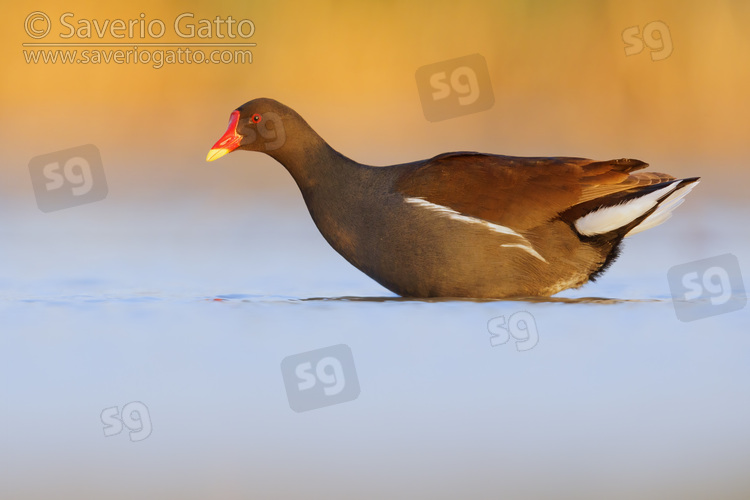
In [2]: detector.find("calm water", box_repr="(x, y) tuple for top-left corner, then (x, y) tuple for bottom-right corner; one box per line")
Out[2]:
(1, 195), (748, 499)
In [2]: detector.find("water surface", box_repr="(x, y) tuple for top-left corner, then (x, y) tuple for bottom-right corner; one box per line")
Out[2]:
(1, 197), (748, 499)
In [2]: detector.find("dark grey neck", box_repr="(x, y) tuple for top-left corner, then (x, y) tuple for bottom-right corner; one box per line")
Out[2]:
(260, 117), (386, 272)
(265, 120), (369, 198)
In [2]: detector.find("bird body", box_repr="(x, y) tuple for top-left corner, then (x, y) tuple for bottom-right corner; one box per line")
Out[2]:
(207, 98), (698, 298)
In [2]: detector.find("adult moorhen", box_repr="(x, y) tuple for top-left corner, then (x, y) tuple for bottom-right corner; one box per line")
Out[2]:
(207, 98), (699, 298)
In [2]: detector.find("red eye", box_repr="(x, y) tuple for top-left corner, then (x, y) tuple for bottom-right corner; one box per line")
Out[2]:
(251, 113), (262, 123)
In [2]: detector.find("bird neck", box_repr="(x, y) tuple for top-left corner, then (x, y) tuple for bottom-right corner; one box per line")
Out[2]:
(266, 122), (365, 194)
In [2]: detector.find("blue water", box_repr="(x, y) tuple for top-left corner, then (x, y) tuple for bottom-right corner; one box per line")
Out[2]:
(1, 196), (748, 499)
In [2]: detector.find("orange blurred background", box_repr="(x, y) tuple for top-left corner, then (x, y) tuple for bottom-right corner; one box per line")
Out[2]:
(2, 0), (749, 205)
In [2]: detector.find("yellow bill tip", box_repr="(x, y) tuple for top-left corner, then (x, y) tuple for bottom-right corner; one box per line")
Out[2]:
(206, 148), (231, 162)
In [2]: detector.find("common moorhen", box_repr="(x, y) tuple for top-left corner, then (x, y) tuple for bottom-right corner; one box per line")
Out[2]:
(207, 98), (699, 298)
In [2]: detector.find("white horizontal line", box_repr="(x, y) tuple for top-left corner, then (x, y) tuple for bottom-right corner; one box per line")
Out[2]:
(405, 197), (547, 263)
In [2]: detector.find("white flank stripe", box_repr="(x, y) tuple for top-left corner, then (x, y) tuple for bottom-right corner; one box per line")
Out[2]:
(574, 183), (680, 236)
(405, 197), (547, 262)
(500, 243), (546, 262)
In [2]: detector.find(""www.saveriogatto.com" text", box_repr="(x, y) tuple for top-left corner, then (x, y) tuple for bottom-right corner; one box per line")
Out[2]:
(23, 47), (253, 69)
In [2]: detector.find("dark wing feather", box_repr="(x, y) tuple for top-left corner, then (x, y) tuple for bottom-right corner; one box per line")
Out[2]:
(577, 171), (675, 203)
(395, 152), (664, 230)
